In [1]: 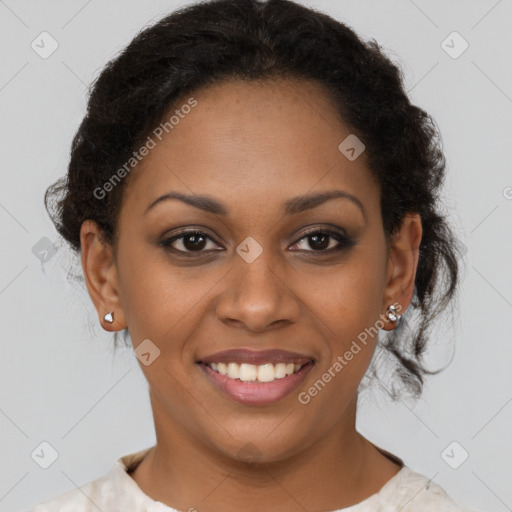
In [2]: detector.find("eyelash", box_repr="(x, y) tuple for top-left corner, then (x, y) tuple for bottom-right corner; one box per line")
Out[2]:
(159, 228), (356, 257)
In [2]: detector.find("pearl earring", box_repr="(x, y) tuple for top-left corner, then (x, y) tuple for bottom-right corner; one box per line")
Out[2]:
(104, 312), (114, 323)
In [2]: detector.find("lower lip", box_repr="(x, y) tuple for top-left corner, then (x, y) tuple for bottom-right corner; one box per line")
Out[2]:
(199, 362), (314, 406)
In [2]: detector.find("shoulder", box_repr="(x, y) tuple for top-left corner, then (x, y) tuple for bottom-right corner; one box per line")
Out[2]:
(377, 467), (478, 512)
(23, 474), (114, 512)
(23, 447), (155, 512)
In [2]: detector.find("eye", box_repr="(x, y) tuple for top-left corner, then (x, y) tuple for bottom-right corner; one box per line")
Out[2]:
(290, 229), (355, 253)
(159, 230), (222, 254)
(159, 227), (356, 256)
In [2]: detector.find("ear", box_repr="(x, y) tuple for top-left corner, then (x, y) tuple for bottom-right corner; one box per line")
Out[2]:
(80, 220), (126, 332)
(381, 213), (422, 331)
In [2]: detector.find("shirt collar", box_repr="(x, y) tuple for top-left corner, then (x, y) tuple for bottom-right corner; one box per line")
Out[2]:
(109, 445), (409, 512)
(110, 446), (178, 512)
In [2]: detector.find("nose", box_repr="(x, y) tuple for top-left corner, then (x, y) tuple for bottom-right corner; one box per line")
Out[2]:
(215, 247), (300, 333)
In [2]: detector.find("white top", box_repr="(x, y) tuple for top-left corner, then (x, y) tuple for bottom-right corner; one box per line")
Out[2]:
(25, 447), (476, 512)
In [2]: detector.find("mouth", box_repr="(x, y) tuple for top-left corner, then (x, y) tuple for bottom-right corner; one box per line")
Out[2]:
(204, 361), (307, 382)
(196, 349), (315, 406)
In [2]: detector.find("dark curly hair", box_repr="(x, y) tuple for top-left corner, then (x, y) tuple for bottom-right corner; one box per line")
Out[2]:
(45, 0), (462, 398)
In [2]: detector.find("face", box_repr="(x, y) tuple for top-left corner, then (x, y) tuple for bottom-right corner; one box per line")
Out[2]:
(81, 77), (421, 464)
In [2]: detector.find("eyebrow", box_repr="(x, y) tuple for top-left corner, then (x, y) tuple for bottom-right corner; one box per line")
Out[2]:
(144, 190), (366, 220)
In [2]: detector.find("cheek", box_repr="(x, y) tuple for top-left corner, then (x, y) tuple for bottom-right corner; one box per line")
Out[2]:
(116, 243), (221, 356)
(296, 271), (383, 416)
(116, 249), (175, 340)
(307, 251), (386, 339)
(301, 248), (387, 389)
(117, 221), (387, 362)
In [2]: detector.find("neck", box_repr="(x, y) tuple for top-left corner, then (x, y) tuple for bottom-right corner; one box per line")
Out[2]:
(130, 393), (401, 512)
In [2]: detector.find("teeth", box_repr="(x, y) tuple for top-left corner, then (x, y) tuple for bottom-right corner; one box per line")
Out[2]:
(207, 361), (306, 382)
(227, 362), (239, 379)
(239, 363), (257, 382)
(257, 363), (275, 383)
(275, 363), (287, 378)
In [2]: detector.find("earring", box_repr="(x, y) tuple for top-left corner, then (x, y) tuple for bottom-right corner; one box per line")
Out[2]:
(385, 304), (402, 324)
(104, 312), (114, 324)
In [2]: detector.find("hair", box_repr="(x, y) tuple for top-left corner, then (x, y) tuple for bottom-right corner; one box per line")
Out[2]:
(45, 0), (462, 398)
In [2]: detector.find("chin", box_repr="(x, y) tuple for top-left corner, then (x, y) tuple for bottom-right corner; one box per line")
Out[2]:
(204, 423), (310, 466)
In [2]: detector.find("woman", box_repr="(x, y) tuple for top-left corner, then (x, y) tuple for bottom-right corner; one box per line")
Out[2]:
(27, 0), (476, 510)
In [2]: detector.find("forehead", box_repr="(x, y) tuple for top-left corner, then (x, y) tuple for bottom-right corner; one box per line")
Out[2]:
(122, 77), (378, 216)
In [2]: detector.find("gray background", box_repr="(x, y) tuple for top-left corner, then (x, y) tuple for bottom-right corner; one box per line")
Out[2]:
(1, 1), (511, 511)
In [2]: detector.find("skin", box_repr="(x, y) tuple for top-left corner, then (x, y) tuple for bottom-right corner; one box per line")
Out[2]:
(80, 77), (422, 512)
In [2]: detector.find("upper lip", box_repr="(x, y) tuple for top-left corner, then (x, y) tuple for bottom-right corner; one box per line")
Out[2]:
(198, 349), (314, 366)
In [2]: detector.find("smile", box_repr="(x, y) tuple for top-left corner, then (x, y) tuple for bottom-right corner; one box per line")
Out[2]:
(206, 361), (304, 382)
(197, 349), (315, 405)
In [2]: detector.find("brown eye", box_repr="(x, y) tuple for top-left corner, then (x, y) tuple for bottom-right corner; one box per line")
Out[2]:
(290, 229), (356, 253)
(160, 230), (221, 254)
